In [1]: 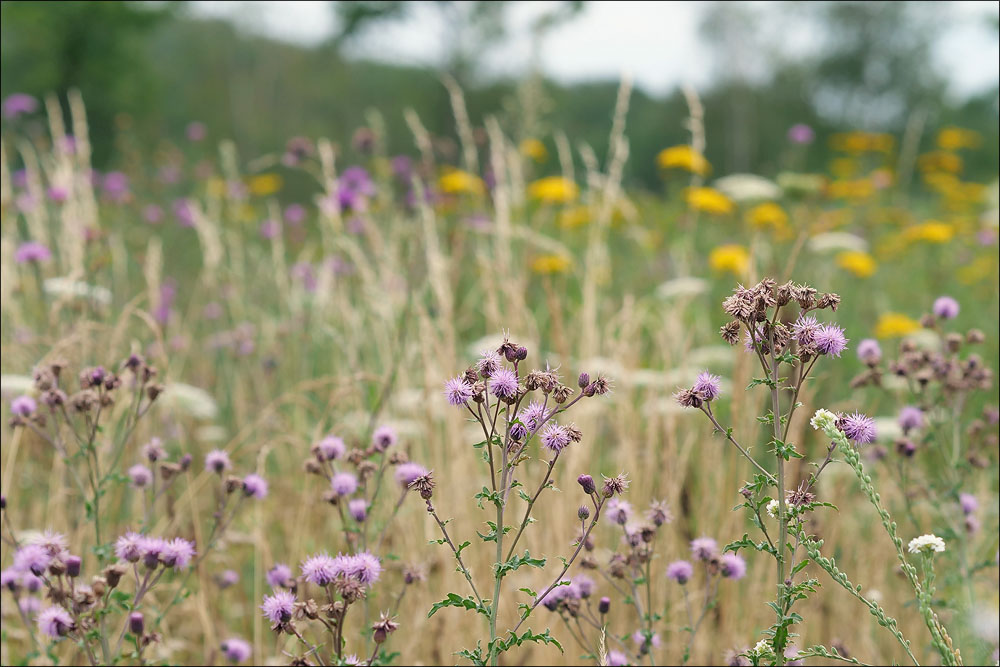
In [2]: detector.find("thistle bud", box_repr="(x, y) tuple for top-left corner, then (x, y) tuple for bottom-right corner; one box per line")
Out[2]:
(577, 505), (590, 521)
(598, 596), (611, 614)
(129, 612), (145, 636)
(578, 372), (590, 389)
(577, 474), (596, 495)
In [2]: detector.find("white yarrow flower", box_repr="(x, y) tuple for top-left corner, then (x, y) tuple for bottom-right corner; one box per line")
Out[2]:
(810, 409), (838, 432)
(907, 534), (946, 555)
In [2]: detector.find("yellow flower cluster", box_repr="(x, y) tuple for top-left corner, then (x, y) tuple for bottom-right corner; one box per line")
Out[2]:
(520, 138), (548, 162)
(709, 244), (749, 275)
(902, 221), (955, 244)
(918, 151), (963, 175)
(530, 254), (572, 275)
(657, 146), (710, 176)
(528, 176), (579, 204)
(936, 126), (981, 151)
(829, 132), (895, 154)
(874, 313), (921, 339)
(248, 173), (283, 196)
(746, 202), (788, 229)
(558, 205), (590, 229)
(826, 179), (874, 200)
(439, 169), (485, 195)
(686, 187), (734, 215)
(835, 251), (877, 278)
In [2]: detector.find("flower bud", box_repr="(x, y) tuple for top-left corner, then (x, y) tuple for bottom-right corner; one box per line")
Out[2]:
(129, 612), (145, 636)
(577, 505), (590, 521)
(598, 596), (611, 614)
(578, 372), (590, 389)
(65, 555), (82, 578)
(577, 474), (596, 495)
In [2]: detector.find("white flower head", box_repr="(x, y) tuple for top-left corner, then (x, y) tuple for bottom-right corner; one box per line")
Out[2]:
(751, 639), (772, 657)
(765, 499), (780, 519)
(907, 534), (946, 555)
(810, 409), (839, 434)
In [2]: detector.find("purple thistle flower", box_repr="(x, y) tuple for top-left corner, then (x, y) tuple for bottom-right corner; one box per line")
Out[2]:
(11, 395), (36, 417)
(221, 637), (251, 663)
(607, 650), (629, 666)
(631, 631), (662, 649)
(47, 186), (69, 202)
(540, 423), (571, 453)
(372, 425), (397, 452)
(261, 591), (296, 625)
(142, 438), (166, 462)
(477, 350), (503, 378)
(1, 568), (21, 591)
(444, 377), (474, 406)
(692, 371), (721, 401)
(138, 537), (167, 568)
(316, 435), (346, 461)
(791, 315), (820, 346)
(330, 472), (358, 497)
(31, 531), (68, 559)
(720, 553), (747, 580)
(128, 464), (152, 488)
(574, 574), (595, 598)
(3, 93), (38, 119)
(666, 560), (694, 584)
(267, 563), (293, 589)
(840, 412), (877, 444)
(932, 296), (960, 320)
(20, 597), (42, 616)
(259, 219), (281, 240)
(348, 552), (382, 586)
(520, 402), (548, 431)
(606, 498), (632, 525)
(102, 172), (129, 201)
(301, 554), (340, 586)
(13, 544), (50, 576)
(37, 606), (74, 639)
(787, 123), (815, 144)
(856, 338), (882, 365)
(690, 537), (718, 561)
(898, 406), (924, 433)
(959, 493), (978, 515)
(488, 368), (520, 401)
(173, 198), (196, 227)
(348, 498), (368, 522)
(14, 242), (52, 264)
(205, 450), (231, 474)
(395, 462), (429, 488)
(284, 204), (306, 225)
(242, 474), (268, 499)
(115, 532), (144, 563)
(218, 569), (240, 588)
(186, 122), (207, 142)
(813, 323), (848, 357)
(143, 204), (164, 224)
(161, 538), (196, 570)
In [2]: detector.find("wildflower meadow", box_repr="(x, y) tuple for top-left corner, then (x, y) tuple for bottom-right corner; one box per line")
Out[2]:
(1, 7), (999, 666)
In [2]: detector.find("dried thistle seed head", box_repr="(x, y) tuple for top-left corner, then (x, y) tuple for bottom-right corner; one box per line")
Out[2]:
(565, 423), (583, 443)
(552, 384), (573, 404)
(966, 328), (985, 344)
(388, 451), (408, 465)
(786, 484), (816, 507)
(103, 563), (127, 589)
(408, 472), (435, 500)
(608, 553), (628, 578)
(817, 292), (841, 311)
(945, 333), (963, 353)
(498, 338), (520, 362)
(403, 565), (427, 585)
(471, 381), (487, 403)
(333, 576), (366, 603)
(463, 366), (480, 385)
(673, 388), (702, 409)
(159, 462), (182, 481)
(921, 313), (937, 328)
(602, 472), (630, 497)
(372, 612), (399, 643)
(69, 389), (98, 412)
(34, 368), (57, 391)
(91, 577), (108, 597)
(304, 459), (323, 475)
(580, 555), (598, 569)
(589, 375), (612, 396)
(346, 448), (365, 465)
(722, 285), (756, 320)
(358, 460), (378, 481)
(775, 281), (794, 306)
(224, 476), (242, 494)
(146, 384), (164, 401)
(720, 320), (741, 345)
(793, 283), (817, 309)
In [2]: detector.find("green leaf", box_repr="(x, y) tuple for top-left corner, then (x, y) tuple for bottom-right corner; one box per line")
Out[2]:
(427, 593), (489, 619)
(496, 551), (546, 578)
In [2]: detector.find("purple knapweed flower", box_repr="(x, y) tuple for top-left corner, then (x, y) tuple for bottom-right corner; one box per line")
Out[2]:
(372, 425), (397, 452)
(316, 435), (346, 461)
(267, 563), (293, 589)
(128, 464), (152, 488)
(488, 368), (519, 401)
(221, 637), (251, 663)
(15, 242), (51, 264)
(11, 395), (37, 417)
(692, 371), (721, 401)
(444, 377), (474, 406)
(690, 537), (718, 561)
(666, 560), (694, 584)
(330, 472), (358, 497)
(813, 323), (848, 357)
(348, 498), (368, 522)
(720, 553), (747, 580)
(840, 412), (877, 444)
(933, 296), (960, 320)
(242, 474), (268, 499)
(261, 590), (296, 625)
(37, 606), (74, 639)
(205, 450), (231, 474)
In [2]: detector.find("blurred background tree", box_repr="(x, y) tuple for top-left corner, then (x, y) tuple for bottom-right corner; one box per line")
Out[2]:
(1, 0), (996, 187)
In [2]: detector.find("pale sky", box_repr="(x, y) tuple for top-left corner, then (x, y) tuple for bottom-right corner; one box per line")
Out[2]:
(192, 0), (1000, 98)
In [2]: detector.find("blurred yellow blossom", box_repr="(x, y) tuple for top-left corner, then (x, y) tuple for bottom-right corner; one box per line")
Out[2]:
(830, 157), (857, 179)
(830, 132), (895, 154)
(918, 151), (963, 174)
(558, 205), (590, 229)
(439, 169), (485, 195)
(903, 221), (955, 244)
(686, 187), (734, 215)
(530, 254), (572, 275)
(957, 256), (995, 284)
(248, 173), (283, 196)
(709, 244), (749, 275)
(657, 146), (710, 176)
(528, 176), (579, 204)
(835, 251), (877, 278)
(827, 179), (874, 200)
(936, 126), (981, 151)
(207, 178), (226, 197)
(746, 202), (788, 229)
(874, 313), (921, 339)
(520, 138), (548, 162)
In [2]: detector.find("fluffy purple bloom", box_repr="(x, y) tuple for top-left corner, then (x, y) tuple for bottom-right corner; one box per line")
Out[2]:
(813, 323), (848, 357)
(47, 186), (69, 203)
(840, 412), (877, 444)
(631, 631), (662, 649)
(102, 172), (129, 200)
(261, 590), (296, 625)
(720, 553), (747, 580)
(607, 650), (629, 666)
(259, 219), (281, 240)
(692, 371), (721, 401)
(395, 462), (429, 487)
(160, 538), (195, 570)
(11, 395), (36, 417)
(606, 498), (632, 525)
(488, 368), (520, 400)
(787, 123), (815, 144)
(316, 435), (346, 461)
(128, 464), (152, 488)
(331, 472), (358, 497)
(340, 166), (375, 196)
(3, 93), (38, 119)
(139, 537), (167, 568)
(1, 568), (21, 591)
(959, 493), (978, 515)
(15, 242), (52, 264)
(143, 204), (164, 224)
(301, 554), (340, 586)
(221, 637), (252, 663)
(186, 122), (207, 142)
(205, 450), (231, 474)
(115, 532), (143, 563)
(218, 569), (240, 588)
(690, 537), (718, 561)
(142, 438), (165, 462)
(932, 296), (960, 320)
(37, 606), (74, 639)
(173, 198), (196, 227)
(348, 552), (382, 585)
(372, 425), (397, 452)
(477, 350), (502, 377)
(856, 338), (882, 365)
(242, 474), (268, 499)
(348, 498), (368, 522)
(540, 423), (571, 453)
(574, 574), (595, 598)
(284, 203), (306, 225)
(666, 560), (694, 584)
(13, 544), (50, 576)
(898, 406), (924, 433)
(267, 563), (293, 589)
(520, 402), (548, 431)
(444, 377), (474, 406)
(791, 315), (820, 346)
